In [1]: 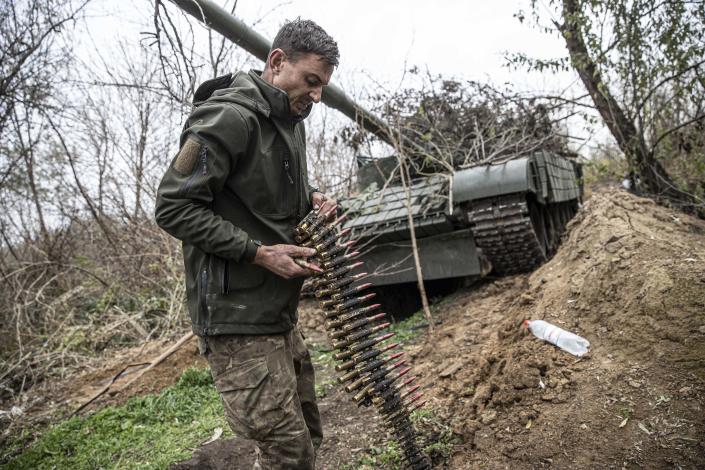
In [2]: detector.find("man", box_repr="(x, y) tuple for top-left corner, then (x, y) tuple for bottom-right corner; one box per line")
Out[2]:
(155, 19), (339, 469)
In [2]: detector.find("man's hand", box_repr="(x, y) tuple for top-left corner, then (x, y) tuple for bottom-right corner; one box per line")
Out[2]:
(311, 191), (337, 214)
(253, 244), (323, 279)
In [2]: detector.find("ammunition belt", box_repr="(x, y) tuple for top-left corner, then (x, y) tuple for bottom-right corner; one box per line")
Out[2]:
(468, 193), (546, 274)
(295, 210), (432, 470)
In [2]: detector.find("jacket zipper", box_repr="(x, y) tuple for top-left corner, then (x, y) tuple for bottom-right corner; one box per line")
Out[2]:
(284, 158), (294, 184)
(293, 132), (306, 218)
(199, 268), (209, 331)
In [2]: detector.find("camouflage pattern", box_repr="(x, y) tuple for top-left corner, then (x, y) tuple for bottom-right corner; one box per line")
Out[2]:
(203, 326), (322, 469)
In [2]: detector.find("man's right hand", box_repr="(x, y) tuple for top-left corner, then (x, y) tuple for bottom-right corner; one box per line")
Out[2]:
(252, 244), (323, 279)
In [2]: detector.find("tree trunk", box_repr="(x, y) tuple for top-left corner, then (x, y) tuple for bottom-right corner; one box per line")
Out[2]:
(560, 0), (694, 208)
(398, 155), (433, 332)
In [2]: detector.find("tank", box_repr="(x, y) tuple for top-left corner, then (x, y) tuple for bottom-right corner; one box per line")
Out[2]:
(172, 0), (583, 291)
(343, 153), (582, 287)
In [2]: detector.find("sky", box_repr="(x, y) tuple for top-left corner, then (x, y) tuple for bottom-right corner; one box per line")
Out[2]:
(215, 0), (578, 95)
(81, 0), (601, 153)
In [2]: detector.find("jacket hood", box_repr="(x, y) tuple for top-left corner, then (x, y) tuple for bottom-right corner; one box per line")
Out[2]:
(195, 70), (312, 122)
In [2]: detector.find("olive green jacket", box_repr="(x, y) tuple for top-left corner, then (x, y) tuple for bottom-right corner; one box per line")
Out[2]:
(155, 70), (315, 336)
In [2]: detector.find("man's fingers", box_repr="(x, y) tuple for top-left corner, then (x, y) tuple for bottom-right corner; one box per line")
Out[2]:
(321, 201), (337, 214)
(284, 244), (317, 257)
(294, 258), (323, 273)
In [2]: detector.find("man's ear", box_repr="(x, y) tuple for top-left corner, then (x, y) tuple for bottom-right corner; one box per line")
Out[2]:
(267, 48), (287, 74)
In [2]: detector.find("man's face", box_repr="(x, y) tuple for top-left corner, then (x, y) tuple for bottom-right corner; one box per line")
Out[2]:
(271, 51), (334, 117)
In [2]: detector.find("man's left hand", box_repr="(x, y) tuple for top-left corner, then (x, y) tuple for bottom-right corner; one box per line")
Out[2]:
(311, 191), (337, 214)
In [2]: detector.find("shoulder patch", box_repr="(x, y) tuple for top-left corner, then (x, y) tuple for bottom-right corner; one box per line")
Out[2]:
(173, 138), (201, 175)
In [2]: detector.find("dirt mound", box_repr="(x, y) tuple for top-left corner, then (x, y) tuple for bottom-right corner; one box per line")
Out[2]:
(412, 188), (705, 468)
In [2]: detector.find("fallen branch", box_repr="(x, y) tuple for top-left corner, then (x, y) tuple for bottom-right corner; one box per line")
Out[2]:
(71, 361), (150, 416)
(116, 332), (195, 392)
(71, 331), (195, 415)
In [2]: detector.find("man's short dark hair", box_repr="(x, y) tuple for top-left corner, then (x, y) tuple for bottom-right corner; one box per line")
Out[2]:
(272, 18), (339, 67)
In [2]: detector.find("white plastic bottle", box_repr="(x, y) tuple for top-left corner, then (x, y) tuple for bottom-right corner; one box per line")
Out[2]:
(524, 320), (590, 357)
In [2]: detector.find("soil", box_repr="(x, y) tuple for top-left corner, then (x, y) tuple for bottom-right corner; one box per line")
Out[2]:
(4, 187), (705, 469)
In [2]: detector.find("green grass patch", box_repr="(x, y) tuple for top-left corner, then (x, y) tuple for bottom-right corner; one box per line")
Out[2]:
(386, 308), (428, 344)
(314, 377), (337, 399)
(339, 440), (404, 470)
(310, 346), (336, 368)
(4, 367), (230, 470)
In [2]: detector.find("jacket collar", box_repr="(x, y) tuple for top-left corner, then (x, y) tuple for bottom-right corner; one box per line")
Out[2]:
(249, 70), (312, 122)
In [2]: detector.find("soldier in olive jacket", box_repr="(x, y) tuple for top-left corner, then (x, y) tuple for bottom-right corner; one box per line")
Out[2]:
(155, 19), (339, 470)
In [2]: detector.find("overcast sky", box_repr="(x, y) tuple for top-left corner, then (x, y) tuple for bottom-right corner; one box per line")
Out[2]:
(213, 0), (577, 93)
(83, 0), (601, 152)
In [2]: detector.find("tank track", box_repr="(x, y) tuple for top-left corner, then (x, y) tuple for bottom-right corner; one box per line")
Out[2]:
(467, 193), (547, 274)
(295, 210), (432, 470)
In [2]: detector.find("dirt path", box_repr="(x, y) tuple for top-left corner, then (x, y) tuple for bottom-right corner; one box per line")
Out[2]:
(171, 356), (388, 470)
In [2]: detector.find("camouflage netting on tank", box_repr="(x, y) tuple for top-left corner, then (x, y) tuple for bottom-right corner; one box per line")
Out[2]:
(342, 76), (576, 179)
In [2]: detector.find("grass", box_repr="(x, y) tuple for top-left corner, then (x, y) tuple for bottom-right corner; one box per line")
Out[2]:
(315, 377), (337, 398)
(339, 441), (403, 470)
(3, 367), (230, 470)
(338, 404), (458, 470)
(5, 301), (441, 470)
(386, 309), (428, 344)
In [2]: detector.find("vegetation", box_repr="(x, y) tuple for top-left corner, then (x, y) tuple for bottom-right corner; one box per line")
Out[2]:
(386, 308), (429, 344)
(342, 73), (577, 181)
(3, 306), (438, 468)
(339, 406), (457, 470)
(510, 0), (705, 214)
(3, 368), (228, 470)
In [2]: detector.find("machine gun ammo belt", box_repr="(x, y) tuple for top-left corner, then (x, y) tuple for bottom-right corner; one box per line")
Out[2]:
(295, 209), (433, 470)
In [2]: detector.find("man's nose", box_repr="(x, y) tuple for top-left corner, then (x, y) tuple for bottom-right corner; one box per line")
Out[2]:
(310, 86), (323, 103)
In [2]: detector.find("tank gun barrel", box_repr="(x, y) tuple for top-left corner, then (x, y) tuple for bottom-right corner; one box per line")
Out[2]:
(170, 0), (401, 148)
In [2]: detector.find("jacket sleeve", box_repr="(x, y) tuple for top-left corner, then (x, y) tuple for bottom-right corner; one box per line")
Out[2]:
(155, 103), (259, 262)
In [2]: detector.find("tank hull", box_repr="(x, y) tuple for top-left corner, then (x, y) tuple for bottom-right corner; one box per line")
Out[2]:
(342, 152), (582, 283)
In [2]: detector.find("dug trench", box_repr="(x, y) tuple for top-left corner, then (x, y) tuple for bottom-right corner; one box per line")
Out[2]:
(4, 187), (705, 469)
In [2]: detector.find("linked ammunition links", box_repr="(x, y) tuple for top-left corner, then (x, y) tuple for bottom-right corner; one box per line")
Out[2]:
(296, 209), (432, 470)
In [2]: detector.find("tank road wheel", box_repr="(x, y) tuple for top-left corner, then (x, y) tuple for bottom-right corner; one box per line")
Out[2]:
(542, 203), (558, 256)
(561, 203), (573, 230)
(527, 197), (549, 259)
(468, 193), (552, 274)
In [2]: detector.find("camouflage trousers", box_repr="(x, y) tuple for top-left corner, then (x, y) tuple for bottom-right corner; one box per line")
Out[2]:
(201, 326), (322, 469)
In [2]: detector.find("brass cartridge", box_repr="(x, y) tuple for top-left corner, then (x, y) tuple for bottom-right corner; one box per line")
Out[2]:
(333, 292), (375, 312)
(336, 351), (403, 384)
(333, 332), (395, 360)
(324, 261), (363, 281)
(331, 322), (391, 349)
(321, 251), (360, 270)
(334, 341), (398, 371)
(312, 271), (365, 291)
(330, 282), (373, 301)
(329, 312), (387, 339)
(344, 358), (406, 393)
(318, 239), (355, 260)
(324, 302), (380, 321)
